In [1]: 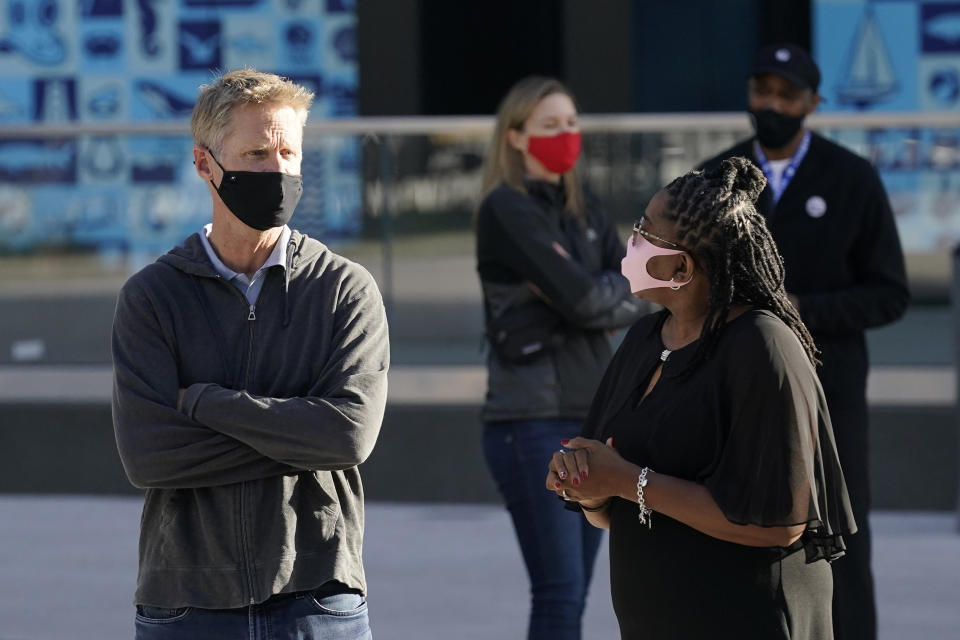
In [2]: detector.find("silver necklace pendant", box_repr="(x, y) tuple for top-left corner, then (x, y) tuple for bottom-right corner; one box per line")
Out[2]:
(660, 349), (671, 362)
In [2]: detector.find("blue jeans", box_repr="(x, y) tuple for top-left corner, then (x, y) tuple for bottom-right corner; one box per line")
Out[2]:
(483, 419), (604, 640)
(134, 590), (371, 640)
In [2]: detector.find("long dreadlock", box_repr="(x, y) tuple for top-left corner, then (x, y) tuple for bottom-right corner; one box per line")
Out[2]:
(663, 156), (819, 370)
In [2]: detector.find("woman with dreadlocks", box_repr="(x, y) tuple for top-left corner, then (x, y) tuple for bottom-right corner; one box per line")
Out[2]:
(545, 157), (856, 639)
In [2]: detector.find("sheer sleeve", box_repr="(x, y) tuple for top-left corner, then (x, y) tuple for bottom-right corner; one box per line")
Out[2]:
(704, 313), (857, 562)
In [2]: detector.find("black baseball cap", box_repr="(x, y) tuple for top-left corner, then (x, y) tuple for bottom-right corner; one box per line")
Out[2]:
(751, 43), (821, 93)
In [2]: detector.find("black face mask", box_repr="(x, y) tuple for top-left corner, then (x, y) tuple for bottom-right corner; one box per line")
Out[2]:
(207, 150), (303, 231)
(749, 108), (805, 150)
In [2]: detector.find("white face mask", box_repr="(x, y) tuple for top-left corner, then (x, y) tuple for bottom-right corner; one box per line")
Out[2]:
(621, 233), (691, 293)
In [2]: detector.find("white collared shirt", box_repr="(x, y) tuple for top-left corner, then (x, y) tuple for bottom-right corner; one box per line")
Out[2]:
(199, 223), (292, 306)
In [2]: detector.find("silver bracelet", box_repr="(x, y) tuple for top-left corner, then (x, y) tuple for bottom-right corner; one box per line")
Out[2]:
(637, 467), (653, 529)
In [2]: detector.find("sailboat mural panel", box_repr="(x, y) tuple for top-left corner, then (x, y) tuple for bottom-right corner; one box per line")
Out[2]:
(815, 0), (918, 113)
(836, 8), (899, 109)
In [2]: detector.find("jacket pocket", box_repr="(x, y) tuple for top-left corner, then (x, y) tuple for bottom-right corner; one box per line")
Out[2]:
(275, 472), (342, 544)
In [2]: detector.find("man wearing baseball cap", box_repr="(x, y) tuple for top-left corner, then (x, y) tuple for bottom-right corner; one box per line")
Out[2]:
(699, 43), (909, 640)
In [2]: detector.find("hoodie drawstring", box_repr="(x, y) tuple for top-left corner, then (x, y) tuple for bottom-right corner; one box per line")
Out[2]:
(283, 238), (297, 327)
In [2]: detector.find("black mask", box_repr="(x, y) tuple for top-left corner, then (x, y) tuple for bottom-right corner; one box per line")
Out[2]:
(749, 108), (805, 150)
(207, 150), (303, 231)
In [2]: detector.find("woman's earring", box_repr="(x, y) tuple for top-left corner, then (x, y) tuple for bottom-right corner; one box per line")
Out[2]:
(670, 270), (692, 290)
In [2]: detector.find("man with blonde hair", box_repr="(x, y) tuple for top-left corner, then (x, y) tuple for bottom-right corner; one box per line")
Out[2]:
(112, 68), (388, 639)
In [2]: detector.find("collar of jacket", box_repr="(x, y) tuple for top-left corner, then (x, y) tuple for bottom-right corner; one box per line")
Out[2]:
(524, 177), (567, 209)
(158, 229), (309, 278)
(157, 229), (313, 327)
(750, 131), (825, 217)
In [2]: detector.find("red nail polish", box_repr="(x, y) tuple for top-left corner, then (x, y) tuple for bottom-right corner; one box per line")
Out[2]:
(572, 477), (580, 486)
(561, 439), (570, 445)
(555, 482), (562, 489)
(580, 470), (588, 479)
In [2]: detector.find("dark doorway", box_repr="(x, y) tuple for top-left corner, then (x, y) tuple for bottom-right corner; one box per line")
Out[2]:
(419, 0), (565, 115)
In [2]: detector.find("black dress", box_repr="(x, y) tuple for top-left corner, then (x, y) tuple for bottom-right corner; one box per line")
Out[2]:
(582, 309), (856, 640)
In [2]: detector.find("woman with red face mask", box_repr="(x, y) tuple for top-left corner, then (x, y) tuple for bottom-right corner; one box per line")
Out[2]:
(546, 157), (856, 639)
(475, 76), (646, 640)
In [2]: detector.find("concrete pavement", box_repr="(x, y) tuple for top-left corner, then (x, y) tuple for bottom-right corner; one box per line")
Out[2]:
(0, 496), (957, 640)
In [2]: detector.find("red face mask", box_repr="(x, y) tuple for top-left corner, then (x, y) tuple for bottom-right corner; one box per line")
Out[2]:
(526, 131), (581, 174)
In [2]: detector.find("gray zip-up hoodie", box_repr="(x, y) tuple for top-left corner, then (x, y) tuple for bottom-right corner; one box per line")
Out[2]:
(111, 230), (389, 609)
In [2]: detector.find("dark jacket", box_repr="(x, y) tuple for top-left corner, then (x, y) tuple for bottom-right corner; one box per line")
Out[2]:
(700, 132), (909, 523)
(111, 230), (389, 609)
(475, 180), (646, 422)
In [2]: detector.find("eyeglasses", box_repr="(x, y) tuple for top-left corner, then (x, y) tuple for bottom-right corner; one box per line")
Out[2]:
(632, 217), (685, 250)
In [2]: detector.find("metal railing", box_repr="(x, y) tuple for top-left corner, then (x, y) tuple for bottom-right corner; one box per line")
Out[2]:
(2, 111), (959, 137)
(2, 111), (959, 304)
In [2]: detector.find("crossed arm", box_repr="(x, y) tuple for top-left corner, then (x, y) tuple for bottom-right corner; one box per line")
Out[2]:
(480, 195), (642, 330)
(112, 280), (389, 489)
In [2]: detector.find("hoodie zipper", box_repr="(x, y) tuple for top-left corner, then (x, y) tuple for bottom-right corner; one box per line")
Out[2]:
(182, 237), (298, 606)
(212, 278), (259, 605)
(212, 246), (296, 605)
(241, 298), (257, 604)
(239, 482), (256, 605)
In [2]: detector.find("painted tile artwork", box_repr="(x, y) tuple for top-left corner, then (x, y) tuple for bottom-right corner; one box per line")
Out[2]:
(0, 0), (359, 254)
(815, 0), (960, 251)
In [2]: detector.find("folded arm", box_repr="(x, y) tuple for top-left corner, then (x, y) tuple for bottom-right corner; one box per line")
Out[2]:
(112, 282), (299, 489)
(180, 288), (389, 471)
(482, 196), (642, 329)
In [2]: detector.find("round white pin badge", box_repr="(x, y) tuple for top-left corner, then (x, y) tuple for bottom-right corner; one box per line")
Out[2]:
(806, 196), (827, 218)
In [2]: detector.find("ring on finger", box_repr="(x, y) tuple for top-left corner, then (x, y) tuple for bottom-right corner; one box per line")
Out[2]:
(556, 452), (568, 479)
(561, 489), (569, 500)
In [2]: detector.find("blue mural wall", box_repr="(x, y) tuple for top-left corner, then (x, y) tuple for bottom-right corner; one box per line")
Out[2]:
(0, 0), (359, 255)
(814, 0), (960, 252)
